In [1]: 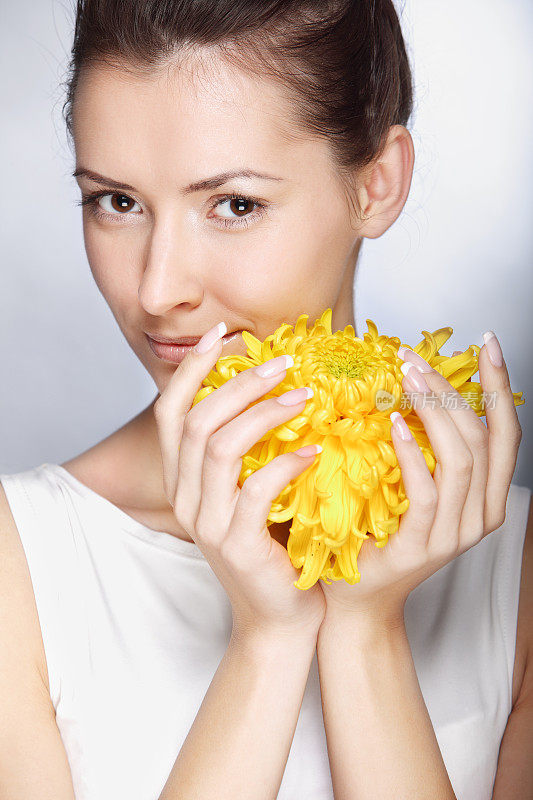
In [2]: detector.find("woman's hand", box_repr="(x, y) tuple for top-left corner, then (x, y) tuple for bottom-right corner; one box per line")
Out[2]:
(320, 331), (523, 624)
(153, 323), (326, 642)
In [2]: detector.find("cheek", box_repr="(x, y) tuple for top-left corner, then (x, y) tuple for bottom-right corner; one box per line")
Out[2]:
(83, 221), (139, 303)
(216, 211), (350, 310)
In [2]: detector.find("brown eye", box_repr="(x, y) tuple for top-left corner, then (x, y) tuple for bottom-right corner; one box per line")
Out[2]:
(214, 195), (264, 225)
(228, 197), (254, 217)
(92, 192), (142, 217)
(109, 193), (136, 212)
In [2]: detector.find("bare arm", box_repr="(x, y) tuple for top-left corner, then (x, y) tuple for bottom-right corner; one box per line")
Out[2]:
(153, 331), (328, 798)
(491, 686), (533, 798)
(316, 610), (456, 800)
(312, 335), (523, 799)
(0, 484), (76, 799)
(158, 627), (317, 800)
(492, 495), (533, 797)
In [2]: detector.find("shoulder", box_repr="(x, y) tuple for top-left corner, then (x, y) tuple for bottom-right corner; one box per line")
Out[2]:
(0, 481), (50, 696)
(511, 490), (533, 708)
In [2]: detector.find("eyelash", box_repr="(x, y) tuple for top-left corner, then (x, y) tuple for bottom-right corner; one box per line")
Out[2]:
(76, 190), (267, 229)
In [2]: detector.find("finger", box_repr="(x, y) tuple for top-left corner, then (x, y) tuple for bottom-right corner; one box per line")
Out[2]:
(197, 387), (313, 546)
(388, 411), (438, 550)
(400, 363), (474, 549)
(154, 322), (227, 512)
(175, 354), (293, 536)
(398, 347), (489, 547)
(478, 331), (523, 531)
(226, 446), (321, 565)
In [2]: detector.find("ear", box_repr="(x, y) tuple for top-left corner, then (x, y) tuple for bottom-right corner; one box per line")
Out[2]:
(351, 125), (415, 238)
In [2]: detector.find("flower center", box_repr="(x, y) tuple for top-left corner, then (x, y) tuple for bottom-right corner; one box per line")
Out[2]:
(296, 336), (402, 420)
(316, 339), (372, 379)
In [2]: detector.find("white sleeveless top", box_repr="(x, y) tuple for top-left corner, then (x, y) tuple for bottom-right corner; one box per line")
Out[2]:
(0, 463), (530, 800)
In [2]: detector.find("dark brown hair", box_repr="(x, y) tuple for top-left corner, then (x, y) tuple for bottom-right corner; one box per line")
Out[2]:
(62, 0), (413, 195)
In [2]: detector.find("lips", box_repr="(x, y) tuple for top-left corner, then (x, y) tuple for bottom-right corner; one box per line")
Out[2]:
(146, 329), (244, 365)
(147, 330), (241, 345)
(149, 334), (203, 345)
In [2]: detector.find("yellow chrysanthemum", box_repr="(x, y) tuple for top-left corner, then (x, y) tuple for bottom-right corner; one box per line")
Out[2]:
(192, 309), (525, 590)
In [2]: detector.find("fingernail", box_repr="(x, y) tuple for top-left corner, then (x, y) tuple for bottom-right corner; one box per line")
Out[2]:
(390, 411), (413, 441)
(276, 386), (313, 405)
(255, 354), (294, 377)
(194, 322), (227, 353)
(397, 346), (435, 373)
(400, 361), (430, 392)
(294, 443), (322, 457)
(482, 331), (503, 367)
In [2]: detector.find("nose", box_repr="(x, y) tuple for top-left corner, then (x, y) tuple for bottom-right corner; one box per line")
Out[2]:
(137, 214), (204, 315)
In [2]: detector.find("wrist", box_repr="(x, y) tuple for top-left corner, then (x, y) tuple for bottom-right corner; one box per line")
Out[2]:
(320, 600), (406, 640)
(230, 619), (320, 655)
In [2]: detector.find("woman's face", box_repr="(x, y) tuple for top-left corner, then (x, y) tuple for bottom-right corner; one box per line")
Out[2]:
(72, 51), (362, 393)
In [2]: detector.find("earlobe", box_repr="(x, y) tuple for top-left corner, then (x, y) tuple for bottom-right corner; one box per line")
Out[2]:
(355, 124), (415, 239)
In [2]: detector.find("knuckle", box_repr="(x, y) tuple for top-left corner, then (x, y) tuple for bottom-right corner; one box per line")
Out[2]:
(417, 486), (438, 513)
(183, 409), (209, 441)
(468, 423), (489, 451)
(456, 448), (474, 475)
(205, 433), (229, 461)
(240, 475), (265, 504)
(194, 512), (226, 550)
(219, 536), (241, 567)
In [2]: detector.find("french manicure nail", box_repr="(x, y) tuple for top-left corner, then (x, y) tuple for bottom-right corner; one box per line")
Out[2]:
(194, 321), (227, 353)
(294, 443), (323, 457)
(276, 386), (313, 405)
(255, 354), (294, 377)
(398, 346), (435, 373)
(400, 361), (430, 392)
(390, 411), (413, 441)
(482, 331), (503, 367)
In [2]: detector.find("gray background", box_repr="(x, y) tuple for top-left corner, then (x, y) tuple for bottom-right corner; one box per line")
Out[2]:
(1, 0), (532, 488)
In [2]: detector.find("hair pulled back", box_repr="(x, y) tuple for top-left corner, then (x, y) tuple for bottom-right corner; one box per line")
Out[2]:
(63, 0), (413, 184)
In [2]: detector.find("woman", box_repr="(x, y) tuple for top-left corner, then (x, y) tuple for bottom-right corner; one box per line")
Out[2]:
(0, 1), (531, 798)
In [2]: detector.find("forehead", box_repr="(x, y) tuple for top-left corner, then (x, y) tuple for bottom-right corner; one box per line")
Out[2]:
(71, 49), (333, 186)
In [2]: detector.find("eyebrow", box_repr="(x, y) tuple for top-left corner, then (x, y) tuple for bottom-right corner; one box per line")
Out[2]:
(72, 167), (284, 194)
